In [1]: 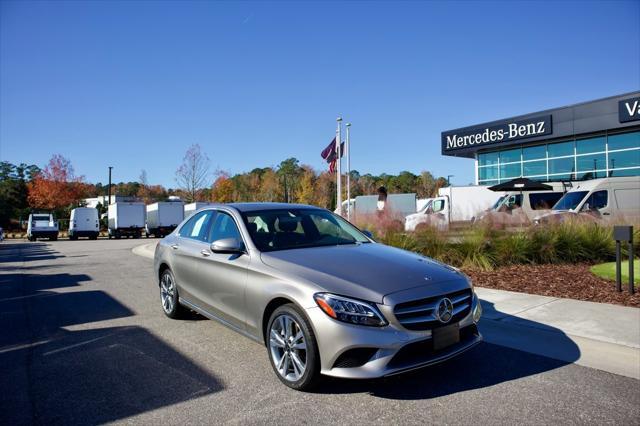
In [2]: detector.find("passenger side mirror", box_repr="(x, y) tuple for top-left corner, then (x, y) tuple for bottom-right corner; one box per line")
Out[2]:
(210, 238), (243, 254)
(362, 230), (373, 239)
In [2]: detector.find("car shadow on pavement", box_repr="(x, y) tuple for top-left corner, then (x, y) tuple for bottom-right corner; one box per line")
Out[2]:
(313, 301), (580, 400)
(0, 258), (223, 424)
(0, 242), (65, 263)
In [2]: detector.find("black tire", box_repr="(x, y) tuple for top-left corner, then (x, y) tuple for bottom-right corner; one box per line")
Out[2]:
(159, 269), (187, 319)
(90, 234), (98, 240)
(50, 236), (57, 241)
(266, 304), (321, 391)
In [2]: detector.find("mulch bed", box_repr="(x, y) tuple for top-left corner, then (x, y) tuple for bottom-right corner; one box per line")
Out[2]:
(464, 263), (640, 308)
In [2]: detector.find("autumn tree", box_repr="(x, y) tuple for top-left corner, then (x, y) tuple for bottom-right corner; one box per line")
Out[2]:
(28, 155), (87, 213)
(211, 171), (235, 203)
(176, 144), (210, 202)
(295, 165), (316, 205)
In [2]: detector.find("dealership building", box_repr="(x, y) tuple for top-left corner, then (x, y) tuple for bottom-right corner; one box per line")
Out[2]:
(441, 92), (640, 185)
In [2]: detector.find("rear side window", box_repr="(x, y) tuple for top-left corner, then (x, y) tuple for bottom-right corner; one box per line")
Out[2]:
(179, 211), (214, 242)
(529, 193), (564, 210)
(584, 190), (608, 210)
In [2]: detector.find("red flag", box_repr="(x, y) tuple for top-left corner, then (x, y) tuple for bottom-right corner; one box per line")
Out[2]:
(321, 137), (336, 160)
(329, 159), (336, 173)
(325, 142), (345, 163)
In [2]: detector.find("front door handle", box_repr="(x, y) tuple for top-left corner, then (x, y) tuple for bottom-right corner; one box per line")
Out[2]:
(602, 212), (610, 216)
(200, 249), (211, 257)
(171, 244), (179, 250)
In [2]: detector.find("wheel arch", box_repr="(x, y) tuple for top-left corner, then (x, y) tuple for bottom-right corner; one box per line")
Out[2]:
(262, 297), (297, 345)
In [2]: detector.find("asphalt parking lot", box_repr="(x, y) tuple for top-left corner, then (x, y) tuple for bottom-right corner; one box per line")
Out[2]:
(2, 239), (639, 425)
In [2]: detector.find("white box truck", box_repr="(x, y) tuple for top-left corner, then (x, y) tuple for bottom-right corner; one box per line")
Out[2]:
(69, 207), (100, 240)
(27, 212), (59, 241)
(108, 202), (145, 239)
(145, 202), (184, 237)
(405, 186), (505, 231)
(184, 202), (216, 218)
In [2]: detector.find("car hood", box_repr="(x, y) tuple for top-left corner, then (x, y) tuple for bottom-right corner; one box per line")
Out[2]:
(260, 243), (467, 304)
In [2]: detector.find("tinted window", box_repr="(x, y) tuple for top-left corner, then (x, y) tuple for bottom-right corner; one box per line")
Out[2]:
(242, 209), (369, 252)
(576, 136), (605, 154)
(608, 131), (640, 151)
(499, 148), (521, 164)
(207, 212), (241, 243)
(522, 145), (546, 161)
(547, 141), (574, 158)
(584, 190), (608, 210)
(553, 191), (588, 211)
(529, 193), (563, 210)
(179, 210), (214, 242)
(478, 152), (499, 166)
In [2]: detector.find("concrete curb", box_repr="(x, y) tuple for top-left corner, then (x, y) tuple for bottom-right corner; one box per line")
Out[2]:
(132, 242), (157, 260)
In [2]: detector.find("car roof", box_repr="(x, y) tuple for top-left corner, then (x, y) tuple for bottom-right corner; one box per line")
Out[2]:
(225, 202), (323, 213)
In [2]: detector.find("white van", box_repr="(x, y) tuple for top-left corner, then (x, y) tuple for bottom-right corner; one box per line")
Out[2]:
(69, 207), (100, 240)
(535, 177), (640, 224)
(27, 213), (59, 241)
(476, 182), (567, 224)
(145, 202), (184, 237)
(108, 202), (146, 239)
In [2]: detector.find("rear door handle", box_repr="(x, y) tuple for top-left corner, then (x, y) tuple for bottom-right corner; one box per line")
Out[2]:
(603, 212), (610, 216)
(171, 244), (179, 250)
(200, 249), (211, 257)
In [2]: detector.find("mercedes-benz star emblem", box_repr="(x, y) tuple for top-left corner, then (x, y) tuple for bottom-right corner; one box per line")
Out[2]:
(435, 298), (454, 323)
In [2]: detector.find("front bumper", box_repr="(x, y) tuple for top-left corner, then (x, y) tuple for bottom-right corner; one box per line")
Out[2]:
(306, 292), (482, 379)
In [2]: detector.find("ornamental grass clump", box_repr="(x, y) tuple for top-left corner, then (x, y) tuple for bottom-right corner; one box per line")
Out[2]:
(449, 226), (496, 271)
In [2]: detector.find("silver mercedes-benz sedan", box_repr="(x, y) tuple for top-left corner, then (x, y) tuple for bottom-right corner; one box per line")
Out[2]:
(154, 203), (482, 390)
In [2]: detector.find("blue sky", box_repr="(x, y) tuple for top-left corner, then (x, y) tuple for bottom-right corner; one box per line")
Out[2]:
(1, 0), (639, 187)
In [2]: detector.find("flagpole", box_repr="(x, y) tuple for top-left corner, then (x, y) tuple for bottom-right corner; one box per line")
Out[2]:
(345, 122), (351, 220)
(336, 116), (342, 215)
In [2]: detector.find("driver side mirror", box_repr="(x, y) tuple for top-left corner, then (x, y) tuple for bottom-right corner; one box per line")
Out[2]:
(362, 230), (373, 239)
(210, 238), (243, 254)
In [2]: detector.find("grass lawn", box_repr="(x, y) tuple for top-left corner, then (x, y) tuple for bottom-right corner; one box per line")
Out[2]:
(590, 260), (640, 286)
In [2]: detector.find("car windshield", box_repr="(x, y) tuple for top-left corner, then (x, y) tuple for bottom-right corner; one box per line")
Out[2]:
(418, 200), (432, 212)
(241, 208), (370, 252)
(552, 191), (589, 211)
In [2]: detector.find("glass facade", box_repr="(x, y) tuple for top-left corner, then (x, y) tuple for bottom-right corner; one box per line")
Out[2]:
(477, 130), (640, 185)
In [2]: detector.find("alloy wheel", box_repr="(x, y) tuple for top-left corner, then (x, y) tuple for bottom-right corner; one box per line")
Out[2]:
(269, 314), (307, 382)
(160, 272), (175, 314)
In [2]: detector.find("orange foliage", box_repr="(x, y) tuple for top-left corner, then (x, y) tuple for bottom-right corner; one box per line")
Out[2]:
(27, 155), (87, 210)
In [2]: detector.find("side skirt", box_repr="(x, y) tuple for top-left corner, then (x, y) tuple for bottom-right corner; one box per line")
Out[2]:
(178, 297), (263, 344)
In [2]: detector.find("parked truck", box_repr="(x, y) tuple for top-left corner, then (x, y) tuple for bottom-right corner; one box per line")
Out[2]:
(336, 194), (417, 220)
(69, 207), (100, 240)
(184, 202), (216, 218)
(27, 212), (59, 241)
(108, 202), (145, 239)
(405, 186), (504, 231)
(145, 202), (184, 237)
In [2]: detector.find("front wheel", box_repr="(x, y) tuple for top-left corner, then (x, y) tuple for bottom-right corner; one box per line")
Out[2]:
(267, 304), (321, 391)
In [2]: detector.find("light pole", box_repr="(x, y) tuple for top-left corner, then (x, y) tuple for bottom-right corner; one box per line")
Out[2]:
(336, 116), (342, 214)
(107, 166), (113, 206)
(447, 175), (454, 186)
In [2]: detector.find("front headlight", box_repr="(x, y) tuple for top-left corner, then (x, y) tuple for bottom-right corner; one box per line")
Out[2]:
(313, 293), (387, 327)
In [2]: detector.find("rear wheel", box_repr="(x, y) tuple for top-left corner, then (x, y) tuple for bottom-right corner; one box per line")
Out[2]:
(267, 304), (321, 391)
(160, 269), (187, 319)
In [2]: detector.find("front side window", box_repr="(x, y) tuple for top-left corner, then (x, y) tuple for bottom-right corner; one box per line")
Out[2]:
(583, 190), (608, 210)
(207, 212), (242, 243)
(242, 209), (369, 252)
(179, 210), (214, 242)
(431, 199), (445, 213)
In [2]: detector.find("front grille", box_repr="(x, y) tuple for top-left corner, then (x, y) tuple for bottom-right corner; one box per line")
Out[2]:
(388, 324), (479, 369)
(393, 289), (472, 331)
(332, 348), (378, 369)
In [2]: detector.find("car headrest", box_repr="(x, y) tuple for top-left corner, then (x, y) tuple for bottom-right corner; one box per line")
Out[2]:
(277, 217), (298, 232)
